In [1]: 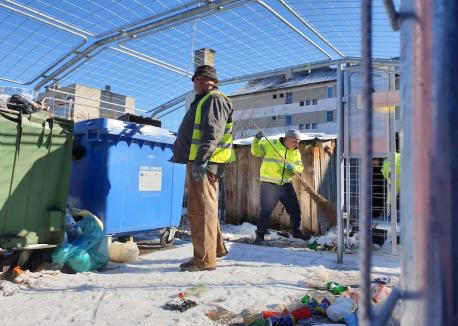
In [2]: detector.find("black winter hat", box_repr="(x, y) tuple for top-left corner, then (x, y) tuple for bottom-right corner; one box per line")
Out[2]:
(192, 65), (218, 82)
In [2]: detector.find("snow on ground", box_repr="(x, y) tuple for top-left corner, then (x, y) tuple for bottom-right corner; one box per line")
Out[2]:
(1, 224), (400, 326)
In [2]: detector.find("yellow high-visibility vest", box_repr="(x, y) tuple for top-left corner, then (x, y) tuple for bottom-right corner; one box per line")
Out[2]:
(251, 137), (303, 185)
(189, 90), (235, 163)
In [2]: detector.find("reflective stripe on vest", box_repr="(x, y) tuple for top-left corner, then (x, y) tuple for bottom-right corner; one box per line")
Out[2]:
(259, 139), (302, 185)
(189, 90), (235, 163)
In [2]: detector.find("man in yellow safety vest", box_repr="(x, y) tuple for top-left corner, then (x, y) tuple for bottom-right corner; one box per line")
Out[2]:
(251, 129), (310, 244)
(171, 65), (235, 272)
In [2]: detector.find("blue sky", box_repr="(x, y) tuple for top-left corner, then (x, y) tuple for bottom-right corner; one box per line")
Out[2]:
(0, 0), (399, 131)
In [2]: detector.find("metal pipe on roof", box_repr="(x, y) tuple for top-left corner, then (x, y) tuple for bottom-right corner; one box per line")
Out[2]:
(359, 0), (374, 323)
(276, 0), (345, 57)
(149, 91), (191, 118)
(93, 0), (203, 39)
(2, 0), (93, 36)
(33, 0), (247, 91)
(113, 46), (192, 77)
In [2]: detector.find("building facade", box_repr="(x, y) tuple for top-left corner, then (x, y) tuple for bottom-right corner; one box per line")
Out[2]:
(38, 84), (136, 122)
(230, 68), (338, 138)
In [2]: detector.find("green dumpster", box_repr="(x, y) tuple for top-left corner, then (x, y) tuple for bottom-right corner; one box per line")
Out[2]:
(0, 108), (73, 250)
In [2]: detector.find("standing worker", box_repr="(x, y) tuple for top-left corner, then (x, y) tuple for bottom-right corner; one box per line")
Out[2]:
(251, 129), (311, 244)
(171, 65), (235, 272)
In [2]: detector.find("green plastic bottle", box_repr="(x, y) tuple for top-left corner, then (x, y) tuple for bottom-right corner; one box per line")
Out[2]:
(326, 281), (349, 295)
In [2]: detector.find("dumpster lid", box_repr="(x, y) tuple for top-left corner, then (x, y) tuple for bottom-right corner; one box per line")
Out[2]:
(74, 118), (176, 144)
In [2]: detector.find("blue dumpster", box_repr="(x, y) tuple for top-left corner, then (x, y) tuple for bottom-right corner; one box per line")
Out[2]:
(68, 118), (185, 245)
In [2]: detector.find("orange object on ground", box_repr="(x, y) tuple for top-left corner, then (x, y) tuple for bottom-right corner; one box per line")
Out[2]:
(12, 266), (24, 275)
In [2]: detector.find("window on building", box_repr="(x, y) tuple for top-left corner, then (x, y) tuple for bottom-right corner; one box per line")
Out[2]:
(285, 115), (292, 126)
(299, 124), (304, 130)
(312, 123), (317, 129)
(305, 100), (310, 106)
(299, 101), (304, 106)
(305, 124), (311, 129)
(312, 99), (318, 105)
(285, 92), (293, 104)
(327, 86), (334, 98)
(326, 111), (334, 122)
(279, 93), (284, 98)
(273, 94), (277, 99)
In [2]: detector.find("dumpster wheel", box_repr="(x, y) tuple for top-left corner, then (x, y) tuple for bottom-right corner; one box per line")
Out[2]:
(160, 229), (175, 248)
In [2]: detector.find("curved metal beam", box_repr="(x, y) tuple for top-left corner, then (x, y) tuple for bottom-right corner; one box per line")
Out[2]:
(34, 0), (248, 91)
(254, 0), (333, 59)
(276, 0), (345, 57)
(0, 1), (88, 85)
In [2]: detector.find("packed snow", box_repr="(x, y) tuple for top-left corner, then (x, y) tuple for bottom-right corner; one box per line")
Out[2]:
(1, 223), (400, 326)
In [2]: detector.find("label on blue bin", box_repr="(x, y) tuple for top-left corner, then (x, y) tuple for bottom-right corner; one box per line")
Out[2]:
(139, 166), (162, 191)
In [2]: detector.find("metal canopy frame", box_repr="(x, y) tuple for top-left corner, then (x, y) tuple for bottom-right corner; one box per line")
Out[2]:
(0, 0), (399, 114)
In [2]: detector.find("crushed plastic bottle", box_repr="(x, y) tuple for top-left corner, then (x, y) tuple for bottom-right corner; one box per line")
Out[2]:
(178, 282), (208, 299)
(307, 240), (319, 251)
(326, 281), (349, 295)
(301, 294), (318, 308)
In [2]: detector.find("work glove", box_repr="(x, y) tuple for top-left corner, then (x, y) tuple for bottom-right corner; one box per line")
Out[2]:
(285, 162), (296, 171)
(255, 130), (266, 140)
(191, 162), (208, 182)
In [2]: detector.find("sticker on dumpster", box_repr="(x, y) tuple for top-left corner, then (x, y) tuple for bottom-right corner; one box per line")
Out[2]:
(139, 166), (162, 191)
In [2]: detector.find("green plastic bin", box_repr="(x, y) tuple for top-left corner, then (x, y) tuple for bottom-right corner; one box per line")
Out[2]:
(0, 108), (73, 250)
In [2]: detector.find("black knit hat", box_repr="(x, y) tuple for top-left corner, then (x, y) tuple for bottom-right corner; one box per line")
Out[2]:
(192, 65), (218, 82)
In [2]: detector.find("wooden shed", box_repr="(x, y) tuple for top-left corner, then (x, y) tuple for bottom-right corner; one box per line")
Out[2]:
(222, 138), (337, 235)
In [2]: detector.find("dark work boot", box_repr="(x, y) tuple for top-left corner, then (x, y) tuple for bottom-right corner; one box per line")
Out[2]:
(292, 230), (311, 241)
(254, 231), (266, 245)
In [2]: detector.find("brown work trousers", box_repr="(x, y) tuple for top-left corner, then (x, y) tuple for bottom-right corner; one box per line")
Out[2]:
(186, 165), (227, 269)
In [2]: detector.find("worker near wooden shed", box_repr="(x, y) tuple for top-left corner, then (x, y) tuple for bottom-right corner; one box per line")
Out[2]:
(251, 129), (311, 244)
(171, 65), (235, 272)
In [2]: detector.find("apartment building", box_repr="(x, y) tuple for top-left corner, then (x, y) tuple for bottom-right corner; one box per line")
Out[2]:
(38, 84), (136, 122)
(230, 68), (338, 139)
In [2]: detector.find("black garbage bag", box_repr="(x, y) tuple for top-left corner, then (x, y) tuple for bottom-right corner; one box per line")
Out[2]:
(7, 94), (35, 114)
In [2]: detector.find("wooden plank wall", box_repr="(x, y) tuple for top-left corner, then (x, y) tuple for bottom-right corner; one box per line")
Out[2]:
(223, 140), (337, 235)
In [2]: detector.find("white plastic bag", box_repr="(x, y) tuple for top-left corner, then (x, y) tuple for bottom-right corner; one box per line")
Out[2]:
(326, 296), (357, 322)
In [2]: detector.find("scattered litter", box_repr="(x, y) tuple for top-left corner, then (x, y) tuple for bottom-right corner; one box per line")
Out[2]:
(325, 297), (357, 322)
(205, 306), (238, 323)
(326, 281), (349, 295)
(243, 313), (263, 325)
(306, 240), (337, 252)
(277, 231), (289, 238)
(12, 265), (24, 275)
(373, 276), (391, 285)
(163, 299), (197, 313)
(108, 237), (139, 263)
(13, 269), (59, 287)
(178, 282), (208, 299)
(52, 212), (109, 272)
(0, 280), (19, 296)
(343, 289), (360, 304)
(266, 313), (294, 325)
(290, 306), (312, 321)
(371, 283), (391, 303)
(343, 312), (359, 326)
